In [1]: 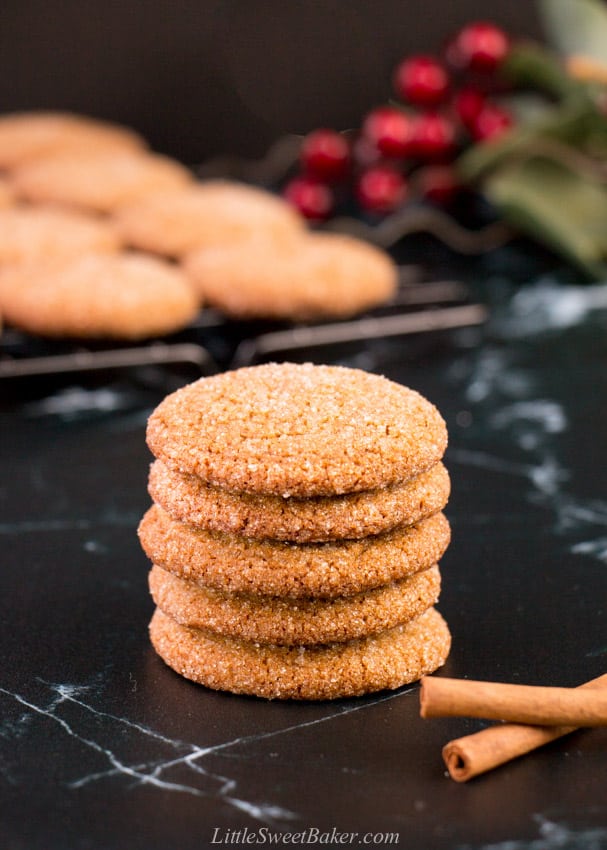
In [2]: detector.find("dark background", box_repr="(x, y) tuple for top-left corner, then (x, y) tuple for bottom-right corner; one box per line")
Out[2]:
(1, 1), (542, 164)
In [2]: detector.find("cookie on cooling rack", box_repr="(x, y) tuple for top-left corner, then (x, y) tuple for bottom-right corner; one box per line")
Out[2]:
(115, 180), (306, 257)
(11, 149), (193, 213)
(0, 178), (14, 207)
(182, 230), (398, 321)
(0, 252), (199, 340)
(0, 111), (146, 170)
(0, 206), (120, 265)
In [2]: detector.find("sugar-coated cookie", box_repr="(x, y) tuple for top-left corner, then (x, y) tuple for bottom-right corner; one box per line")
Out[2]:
(149, 562), (441, 645)
(0, 111), (146, 170)
(115, 180), (305, 257)
(146, 363), (448, 498)
(182, 230), (398, 321)
(11, 149), (193, 213)
(0, 206), (120, 265)
(147, 459), (450, 542)
(0, 252), (199, 339)
(149, 605), (451, 700)
(139, 505), (450, 597)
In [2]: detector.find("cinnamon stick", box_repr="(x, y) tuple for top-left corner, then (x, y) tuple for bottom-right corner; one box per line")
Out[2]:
(421, 673), (607, 782)
(420, 674), (607, 726)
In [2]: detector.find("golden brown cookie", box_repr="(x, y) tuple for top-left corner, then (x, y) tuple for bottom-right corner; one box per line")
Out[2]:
(139, 505), (450, 597)
(11, 149), (193, 213)
(0, 178), (14, 207)
(0, 206), (120, 265)
(149, 605), (451, 700)
(182, 230), (398, 321)
(0, 252), (199, 339)
(0, 111), (146, 170)
(147, 459), (450, 542)
(115, 180), (305, 257)
(149, 562), (441, 645)
(146, 363), (448, 498)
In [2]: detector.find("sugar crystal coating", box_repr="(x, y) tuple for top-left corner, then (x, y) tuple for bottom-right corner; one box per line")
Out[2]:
(146, 363), (448, 497)
(148, 459), (450, 542)
(143, 361), (452, 699)
(149, 606), (451, 700)
(139, 505), (450, 598)
(149, 563), (441, 644)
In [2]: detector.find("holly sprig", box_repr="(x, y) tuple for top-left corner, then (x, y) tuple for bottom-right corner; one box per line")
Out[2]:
(281, 0), (607, 279)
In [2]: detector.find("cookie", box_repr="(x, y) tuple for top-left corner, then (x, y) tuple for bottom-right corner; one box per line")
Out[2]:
(149, 562), (441, 645)
(147, 458), (450, 542)
(0, 206), (120, 265)
(115, 180), (305, 257)
(182, 230), (398, 321)
(0, 111), (146, 170)
(146, 363), (448, 498)
(11, 149), (193, 213)
(0, 178), (14, 207)
(149, 605), (451, 700)
(0, 252), (199, 340)
(139, 504), (450, 597)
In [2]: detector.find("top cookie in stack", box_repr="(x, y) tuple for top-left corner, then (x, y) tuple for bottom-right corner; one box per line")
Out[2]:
(141, 362), (452, 699)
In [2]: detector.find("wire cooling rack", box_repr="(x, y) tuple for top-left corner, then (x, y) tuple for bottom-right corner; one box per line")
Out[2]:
(0, 265), (486, 383)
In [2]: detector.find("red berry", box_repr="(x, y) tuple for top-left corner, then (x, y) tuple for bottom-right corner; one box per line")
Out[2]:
(361, 106), (412, 158)
(453, 87), (486, 131)
(356, 165), (408, 214)
(299, 128), (350, 182)
(446, 21), (510, 73)
(470, 103), (513, 141)
(408, 112), (455, 161)
(415, 165), (461, 206)
(393, 55), (450, 107)
(283, 176), (334, 221)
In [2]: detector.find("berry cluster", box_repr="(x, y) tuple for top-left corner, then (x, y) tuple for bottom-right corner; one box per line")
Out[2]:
(283, 21), (512, 221)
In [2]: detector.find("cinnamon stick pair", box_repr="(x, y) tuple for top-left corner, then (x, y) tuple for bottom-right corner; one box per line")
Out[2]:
(419, 672), (607, 782)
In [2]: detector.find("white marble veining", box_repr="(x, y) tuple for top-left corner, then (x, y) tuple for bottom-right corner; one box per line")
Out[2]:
(449, 299), (607, 569)
(0, 678), (409, 825)
(494, 279), (607, 337)
(457, 814), (607, 850)
(23, 387), (132, 419)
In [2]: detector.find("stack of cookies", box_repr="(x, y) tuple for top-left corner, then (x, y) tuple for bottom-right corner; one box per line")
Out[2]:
(138, 362), (452, 700)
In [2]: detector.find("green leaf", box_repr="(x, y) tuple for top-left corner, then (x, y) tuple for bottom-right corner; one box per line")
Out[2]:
(457, 89), (607, 184)
(539, 0), (607, 64)
(484, 153), (607, 277)
(502, 41), (579, 99)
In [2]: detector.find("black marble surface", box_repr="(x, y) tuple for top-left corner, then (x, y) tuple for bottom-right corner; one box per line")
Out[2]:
(1, 269), (606, 850)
